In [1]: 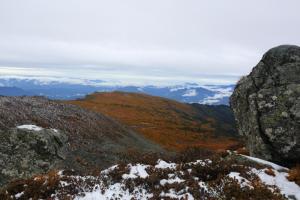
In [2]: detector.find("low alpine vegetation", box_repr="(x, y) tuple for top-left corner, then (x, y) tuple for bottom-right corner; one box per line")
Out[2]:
(1, 150), (299, 200)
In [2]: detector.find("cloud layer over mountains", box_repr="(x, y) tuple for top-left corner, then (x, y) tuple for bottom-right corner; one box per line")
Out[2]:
(1, 0), (300, 84)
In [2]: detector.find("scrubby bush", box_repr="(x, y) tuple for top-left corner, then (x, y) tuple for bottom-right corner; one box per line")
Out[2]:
(288, 165), (300, 186)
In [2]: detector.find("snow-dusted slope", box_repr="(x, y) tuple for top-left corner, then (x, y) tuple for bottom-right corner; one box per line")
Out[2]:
(3, 153), (299, 200)
(72, 157), (299, 200)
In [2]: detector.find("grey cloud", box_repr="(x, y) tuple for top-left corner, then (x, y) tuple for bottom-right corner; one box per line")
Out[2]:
(0, 0), (300, 85)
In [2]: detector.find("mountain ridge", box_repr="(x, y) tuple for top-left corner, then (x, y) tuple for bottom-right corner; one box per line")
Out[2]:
(68, 91), (240, 152)
(0, 78), (234, 105)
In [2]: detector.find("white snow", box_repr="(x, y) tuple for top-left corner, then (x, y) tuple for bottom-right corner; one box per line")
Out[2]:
(51, 128), (59, 133)
(15, 192), (24, 199)
(228, 172), (251, 188)
(189, 159), (212, 166)
(198, 181), (208, 191)
(101, 165), (118, 175)
(160, 189), (194, 200)
(60, 181), (71, 187)
(57, 170), (64, 176)
(17, 124), (43, 131)
(242, 155), (288, 171)
(182, 89), (197, 97)
(252, 168), (300, 199)
(169, 83), (198, 92)
(122, 164), (149, 179)
(75, 183), (153, 200)
(67, 158), (300, 200)
(137, 87), (144, 91)
(155, 159), (177, 169)
(199, 86), (233, 105)
(170, 87), (184, 92)
(160, 177), (185, 186)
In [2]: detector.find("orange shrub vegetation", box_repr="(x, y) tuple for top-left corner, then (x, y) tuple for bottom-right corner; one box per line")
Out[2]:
(67, 92), (241, 152)
(288, 165), (300, 186)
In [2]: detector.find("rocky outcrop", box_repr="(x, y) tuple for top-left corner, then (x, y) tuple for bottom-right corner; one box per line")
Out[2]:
(230, 45), (300, 166)
(0, 96), (164, 186)
(0, 127), (68, 186)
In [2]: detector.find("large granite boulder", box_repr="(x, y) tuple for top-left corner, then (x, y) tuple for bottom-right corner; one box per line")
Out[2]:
(0, 126), (68, 186)
(230, 45), (300, 166)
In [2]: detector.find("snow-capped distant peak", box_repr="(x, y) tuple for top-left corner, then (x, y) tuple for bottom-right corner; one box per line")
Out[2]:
(182, 89), (197, 97)
(199, 85), (234, 105)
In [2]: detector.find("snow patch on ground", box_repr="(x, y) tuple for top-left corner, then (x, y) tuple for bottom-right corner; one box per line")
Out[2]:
(101, 165), (118, 175)
(155, 159), (176, 169)
(160, 176), (185, 186)
(241, 155), (288, 171)
(188, 159), (212, 166)
(50, 156), (300, 200)
(252, 168), (300, 199)
(228, 172), (251, 188)
(17, 124), (43, 131)
(122, 164), (149, 179)
(51, 128), (59, 133)
(75, 183), (153, 200)
(160, 189), (194, 200)
(15, 192), (24, 199)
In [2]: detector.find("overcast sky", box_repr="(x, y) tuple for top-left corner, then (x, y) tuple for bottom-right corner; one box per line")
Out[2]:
(0, 0), (300, 85)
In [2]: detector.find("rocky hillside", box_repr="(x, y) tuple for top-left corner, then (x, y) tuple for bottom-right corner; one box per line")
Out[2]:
(68, 92), (240, 151)
(0, 96), (163, 186)
(231, 45), (300, 166)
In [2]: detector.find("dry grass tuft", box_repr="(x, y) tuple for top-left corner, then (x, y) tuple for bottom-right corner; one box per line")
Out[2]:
(236, 147), (250, 156)
(0, 170), (61, 200)
(287, 165), (300, 186)
(264, 168), (276, 176)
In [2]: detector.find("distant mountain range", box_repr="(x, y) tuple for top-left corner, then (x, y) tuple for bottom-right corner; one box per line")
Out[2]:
(0, 78), (235, 105)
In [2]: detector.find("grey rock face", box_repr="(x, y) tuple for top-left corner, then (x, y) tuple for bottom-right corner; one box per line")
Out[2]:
(230, 45), (300, 166)
(0, 127), (68, 186)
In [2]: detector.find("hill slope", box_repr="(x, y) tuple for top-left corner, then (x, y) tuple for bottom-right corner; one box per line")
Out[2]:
(0, 86), (32, 96)
(0, 96), (163, 185)
(68, 92), (240, 151)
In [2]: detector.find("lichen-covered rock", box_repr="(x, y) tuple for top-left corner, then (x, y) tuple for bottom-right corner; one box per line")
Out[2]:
(230, 45), (300, 166)
(0, 127), (68, 186)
